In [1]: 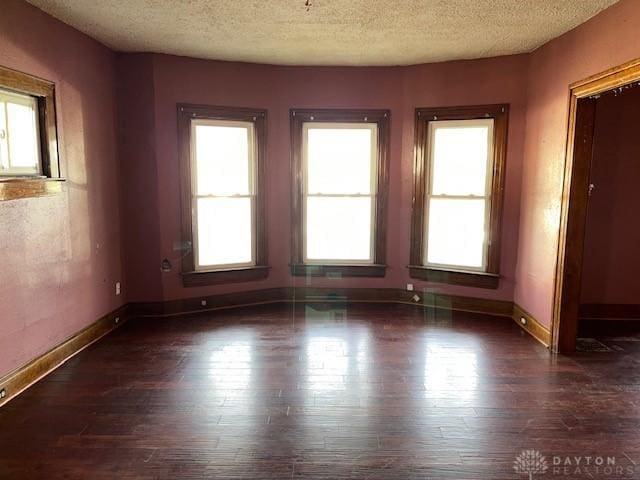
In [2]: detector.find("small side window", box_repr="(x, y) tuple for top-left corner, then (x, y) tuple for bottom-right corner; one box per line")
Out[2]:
(0, 65), (62, 201)
(0, 89), (42, 177)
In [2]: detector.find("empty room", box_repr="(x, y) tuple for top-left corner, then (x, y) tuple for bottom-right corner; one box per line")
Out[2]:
(1, 0), (640, 478)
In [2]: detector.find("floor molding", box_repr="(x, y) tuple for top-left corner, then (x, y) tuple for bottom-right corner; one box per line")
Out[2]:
(513, 303), (551, 347)
(0, 305), (127, 407)
(129, 287), (514, 318)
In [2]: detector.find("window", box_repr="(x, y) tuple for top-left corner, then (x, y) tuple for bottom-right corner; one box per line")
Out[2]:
(178, 104), (268, 287)
(0, 89), (41, 176)
(0, 65), (61, 201)
(409, 105), (508, 289)
(291, 109), (390, 277)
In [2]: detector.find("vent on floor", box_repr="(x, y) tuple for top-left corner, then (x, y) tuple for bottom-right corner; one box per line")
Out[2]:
(576, 338), (613, 352)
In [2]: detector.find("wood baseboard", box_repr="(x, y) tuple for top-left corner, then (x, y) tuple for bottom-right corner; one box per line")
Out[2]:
(579, 303), (640, 320)
(129, 287), (290, 317)
(0, 305), (127, 407)
(513, 303), (551, 347)
(129, 287), (513, 318)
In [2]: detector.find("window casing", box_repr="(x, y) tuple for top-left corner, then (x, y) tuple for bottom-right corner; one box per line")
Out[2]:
(409, 105), (508, 289)
(178, 105), (268, 287)
(0, 65), (61, 201)
(291, 109), (390, 277)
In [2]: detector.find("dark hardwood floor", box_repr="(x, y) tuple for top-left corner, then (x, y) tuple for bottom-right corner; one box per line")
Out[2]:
(1, 303), (639, 479)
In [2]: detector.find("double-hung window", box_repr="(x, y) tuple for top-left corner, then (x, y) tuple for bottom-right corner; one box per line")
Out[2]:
(0, 65), (61, 201)
(410, 105), (508, 288)
(291, 109), (390, 277)
(178, 105), (268, 287)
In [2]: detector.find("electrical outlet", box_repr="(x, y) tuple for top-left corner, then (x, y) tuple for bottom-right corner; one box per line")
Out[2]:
(114, 316), (120, 324)
(0, 388), (6, 399)
(115, 281), (121, 296)
(406, 283), (414, 291)
(412, 294), (421, 303)
(201, 300), (207, 306)
(520, 317), (527, 325)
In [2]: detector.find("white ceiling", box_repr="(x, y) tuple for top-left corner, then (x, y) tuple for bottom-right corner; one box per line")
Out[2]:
(28, 0), (618, 66)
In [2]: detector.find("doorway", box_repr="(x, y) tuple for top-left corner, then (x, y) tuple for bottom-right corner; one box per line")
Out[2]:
(553, 59), (640, 353)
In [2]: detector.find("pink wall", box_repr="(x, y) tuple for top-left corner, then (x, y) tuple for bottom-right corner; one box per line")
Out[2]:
(515, 0), (640, 328)
(116, 54), (163, 302)
(4, 0), (638, 378)
(580, 87), (640, 305)
(116, 54), (528, 303)
(0, 0), (123, 377)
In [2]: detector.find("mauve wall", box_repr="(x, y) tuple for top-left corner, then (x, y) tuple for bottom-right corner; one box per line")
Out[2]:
(116, 54), (163, 303)
(515, 0), (640, 327)
(117, 53), (527, 302)
(580, 87), (640, 305)
(0, 1), (122, 377)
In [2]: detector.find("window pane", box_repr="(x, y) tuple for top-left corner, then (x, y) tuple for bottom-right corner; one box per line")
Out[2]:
(426, 198), (486, 268)
(194, 123), (250, 195)
(6, 100), (39, 170)
(306, 196), (372, 261)
(196, 197), (252, 267)
(307, 126), (374, 194)
(431, 122), (491, 196)
(0, 101), (7, 170)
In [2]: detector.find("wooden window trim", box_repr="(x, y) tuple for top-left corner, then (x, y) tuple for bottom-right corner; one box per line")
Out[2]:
(407, 265), (500, 289)
(290, 108), (390, 278)
(177, 104), (268, 287)
(409, 104), (508, 289)
(0, 65), (62, 201)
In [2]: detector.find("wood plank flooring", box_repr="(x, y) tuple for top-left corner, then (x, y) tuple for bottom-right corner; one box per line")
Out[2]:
(1, 303), (639, 479)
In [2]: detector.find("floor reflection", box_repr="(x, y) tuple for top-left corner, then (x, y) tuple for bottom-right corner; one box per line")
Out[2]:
(306, 336), (349, 391)
(208, 337), (253, 392)
(424, 343), (478, 399)
(303, 305), (371, 394)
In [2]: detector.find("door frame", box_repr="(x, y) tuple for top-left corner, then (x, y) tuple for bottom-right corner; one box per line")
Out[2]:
(552, 58), (640, 352)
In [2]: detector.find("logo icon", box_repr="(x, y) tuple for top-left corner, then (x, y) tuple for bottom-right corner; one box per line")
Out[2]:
(514, 450), (548, 479)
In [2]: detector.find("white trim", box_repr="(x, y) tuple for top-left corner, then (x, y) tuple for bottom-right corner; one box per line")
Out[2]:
(423, 118), (495, 271)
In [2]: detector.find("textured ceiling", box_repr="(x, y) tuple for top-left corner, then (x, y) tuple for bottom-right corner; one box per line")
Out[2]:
(27, 0), (618, 66)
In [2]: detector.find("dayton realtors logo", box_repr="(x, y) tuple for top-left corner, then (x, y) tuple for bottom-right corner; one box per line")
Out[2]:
(514, 450), (548, 479)
(514, 450), (635, 478)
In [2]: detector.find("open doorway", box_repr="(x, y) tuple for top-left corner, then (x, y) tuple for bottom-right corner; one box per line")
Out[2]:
(578, 84), (640, 350)
(553, 59), (640, 352)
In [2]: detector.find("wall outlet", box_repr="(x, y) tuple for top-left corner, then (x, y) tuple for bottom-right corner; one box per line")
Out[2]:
(201, 300), (207, 306)
(406, 283), (414, 291)
(412, 294), (421, 303)
(0, 388), (6, 399)
(520, 317), (527, 325)
(114, 316), (120, 324)
(115, 281), (121, 296)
